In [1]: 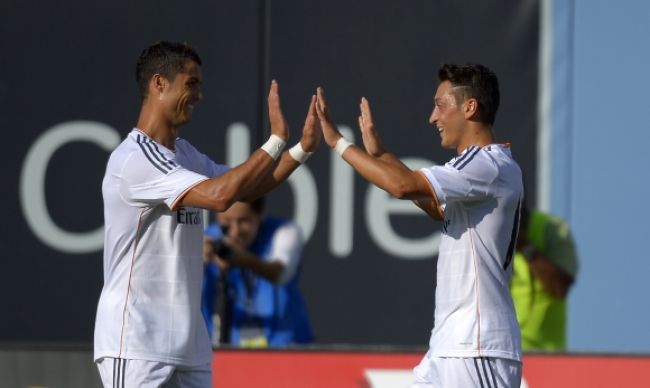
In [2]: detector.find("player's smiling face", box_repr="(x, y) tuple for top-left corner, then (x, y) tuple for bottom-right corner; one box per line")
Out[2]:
(161, 59), (203, 126)
(429, 80), (466, 152)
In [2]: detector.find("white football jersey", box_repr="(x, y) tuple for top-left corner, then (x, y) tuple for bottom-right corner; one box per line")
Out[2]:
(419, 144), (523, 361)
(94, 129), (229, 366)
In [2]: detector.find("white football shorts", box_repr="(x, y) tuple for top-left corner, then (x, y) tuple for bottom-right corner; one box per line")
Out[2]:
(96, 357), (211, 388)
(411, 350), (521, 388)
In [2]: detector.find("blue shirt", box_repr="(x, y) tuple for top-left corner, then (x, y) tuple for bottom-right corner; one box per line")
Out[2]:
(201, 217), (314, 347)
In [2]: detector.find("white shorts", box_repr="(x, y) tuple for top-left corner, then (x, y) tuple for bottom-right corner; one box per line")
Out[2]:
(411, 351), (521, 388)
(96, 357), (212, 388)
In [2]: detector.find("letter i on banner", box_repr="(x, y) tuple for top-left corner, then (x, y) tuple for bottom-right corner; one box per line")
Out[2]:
(329, 126), (354, 258)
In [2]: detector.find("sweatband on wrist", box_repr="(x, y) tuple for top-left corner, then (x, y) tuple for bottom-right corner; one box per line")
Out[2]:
(289, 142), (313, 164)
(260, 134), (286, 160)
(334, 137), (353, 156)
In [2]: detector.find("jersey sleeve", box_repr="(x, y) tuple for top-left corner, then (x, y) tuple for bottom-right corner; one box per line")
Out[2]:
(418, 148), (499, 206)
(119, 151), (208, 210)
(195, 147), (230, 178)
(268, 221), (304, 285)
(176, 139), (231, 178)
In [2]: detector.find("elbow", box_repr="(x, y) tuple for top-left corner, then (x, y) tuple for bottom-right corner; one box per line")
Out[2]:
(556, 275), (575, 299)
(387, 182), (415, 200)
(268, 263), (288, 285)
(206, 187), (237, 212)
(211, 201), (231, 213)
(270, 273), (284, 285)
(549, 280), (573, 299)
(550, 287), (568, 299)
(385, 173), (423, 200)
(181, 178), (239, 212)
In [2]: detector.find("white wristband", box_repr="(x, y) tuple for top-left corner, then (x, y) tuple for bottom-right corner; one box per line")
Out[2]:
(289, 142), (313, 164)
(334, 137), (353, 156)
(260, 134), (287, 161)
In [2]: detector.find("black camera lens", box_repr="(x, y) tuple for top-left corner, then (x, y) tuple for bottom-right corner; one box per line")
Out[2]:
(212, 239), (233, 260)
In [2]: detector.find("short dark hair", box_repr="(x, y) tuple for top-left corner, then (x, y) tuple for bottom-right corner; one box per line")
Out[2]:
(135, 41), (202, 99)
(437, 64), (500, 126)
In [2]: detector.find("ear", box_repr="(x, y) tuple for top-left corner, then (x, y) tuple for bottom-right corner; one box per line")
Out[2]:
(151, 73), (167, 96)
(463, 98), (478, 120)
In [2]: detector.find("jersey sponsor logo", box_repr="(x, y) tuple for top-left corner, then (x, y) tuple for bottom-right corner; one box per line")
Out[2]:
(136, 134), (178, 174)
(177, 206), (202, 225)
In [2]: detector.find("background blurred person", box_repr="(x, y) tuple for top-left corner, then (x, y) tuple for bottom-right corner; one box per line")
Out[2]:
(202, 198), (314, 348)
(510, 206), (579, 352)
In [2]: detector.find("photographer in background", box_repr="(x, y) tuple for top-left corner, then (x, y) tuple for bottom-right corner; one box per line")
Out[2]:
(201, 197), (314, 348)
(510, 206), (579, 352)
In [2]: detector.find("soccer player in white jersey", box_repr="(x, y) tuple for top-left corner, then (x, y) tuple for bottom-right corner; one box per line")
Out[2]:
(93, 41), (321, 388)
(314, 64), (523, 388)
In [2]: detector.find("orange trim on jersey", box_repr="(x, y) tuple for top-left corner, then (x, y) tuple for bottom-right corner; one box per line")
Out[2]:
(415, 171), (445, 219)
(118, 208), (145, 358)
(170, 178), (209, 211)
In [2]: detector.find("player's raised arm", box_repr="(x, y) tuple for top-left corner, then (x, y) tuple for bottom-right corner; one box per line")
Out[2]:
(240, 94), (322, 201)
(359, 97), (442, 219)
(358, 97), (413, 171)
(180, 80), (290, 211)
(315, 87), (431, 201)
(267, 79), (290, 142)
(357, 97), (387, 157)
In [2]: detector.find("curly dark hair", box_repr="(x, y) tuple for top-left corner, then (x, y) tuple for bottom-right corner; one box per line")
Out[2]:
(438, 64), (500, 126)
(135, 41), (202, 99)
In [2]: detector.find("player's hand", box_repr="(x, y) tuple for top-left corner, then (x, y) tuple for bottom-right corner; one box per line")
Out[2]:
(268, 80), (289, 141)
(299, 95), (322, 152)
(203, 236), (231, 270)
(315, 87), (344, 148)
(202, 236), (215, 263)
(358, 97), (386, 157)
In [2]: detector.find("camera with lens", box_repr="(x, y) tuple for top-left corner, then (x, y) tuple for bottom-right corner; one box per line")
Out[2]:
(211, 226), (233, 260)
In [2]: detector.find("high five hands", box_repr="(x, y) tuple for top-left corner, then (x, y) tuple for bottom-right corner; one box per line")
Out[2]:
(300, 95), (321, 152)
(267, 81), (322, 153)
(269, 81), (384, 157)
(357, 96), (386, 157)
(267, 80), (289, 142)
(314, 86), (386, 157)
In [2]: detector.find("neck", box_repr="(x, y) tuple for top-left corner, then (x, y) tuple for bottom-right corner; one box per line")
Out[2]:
(456, 123), (495, 154)
(136, 103), (177, 149)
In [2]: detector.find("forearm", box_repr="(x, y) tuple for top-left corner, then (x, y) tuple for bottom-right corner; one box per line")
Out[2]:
(341, 146), (430, 200)
(526, 251), (574, 298)
(239, 151), (301, 202)
(181, 149), (277, 211)
(377, 151), (409, 169)
(231, 253), (284, 283)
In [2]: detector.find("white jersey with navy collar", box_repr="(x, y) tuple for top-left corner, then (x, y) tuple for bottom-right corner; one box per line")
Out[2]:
(94, 129), (229, 366)
(419, 144), (523, 361)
